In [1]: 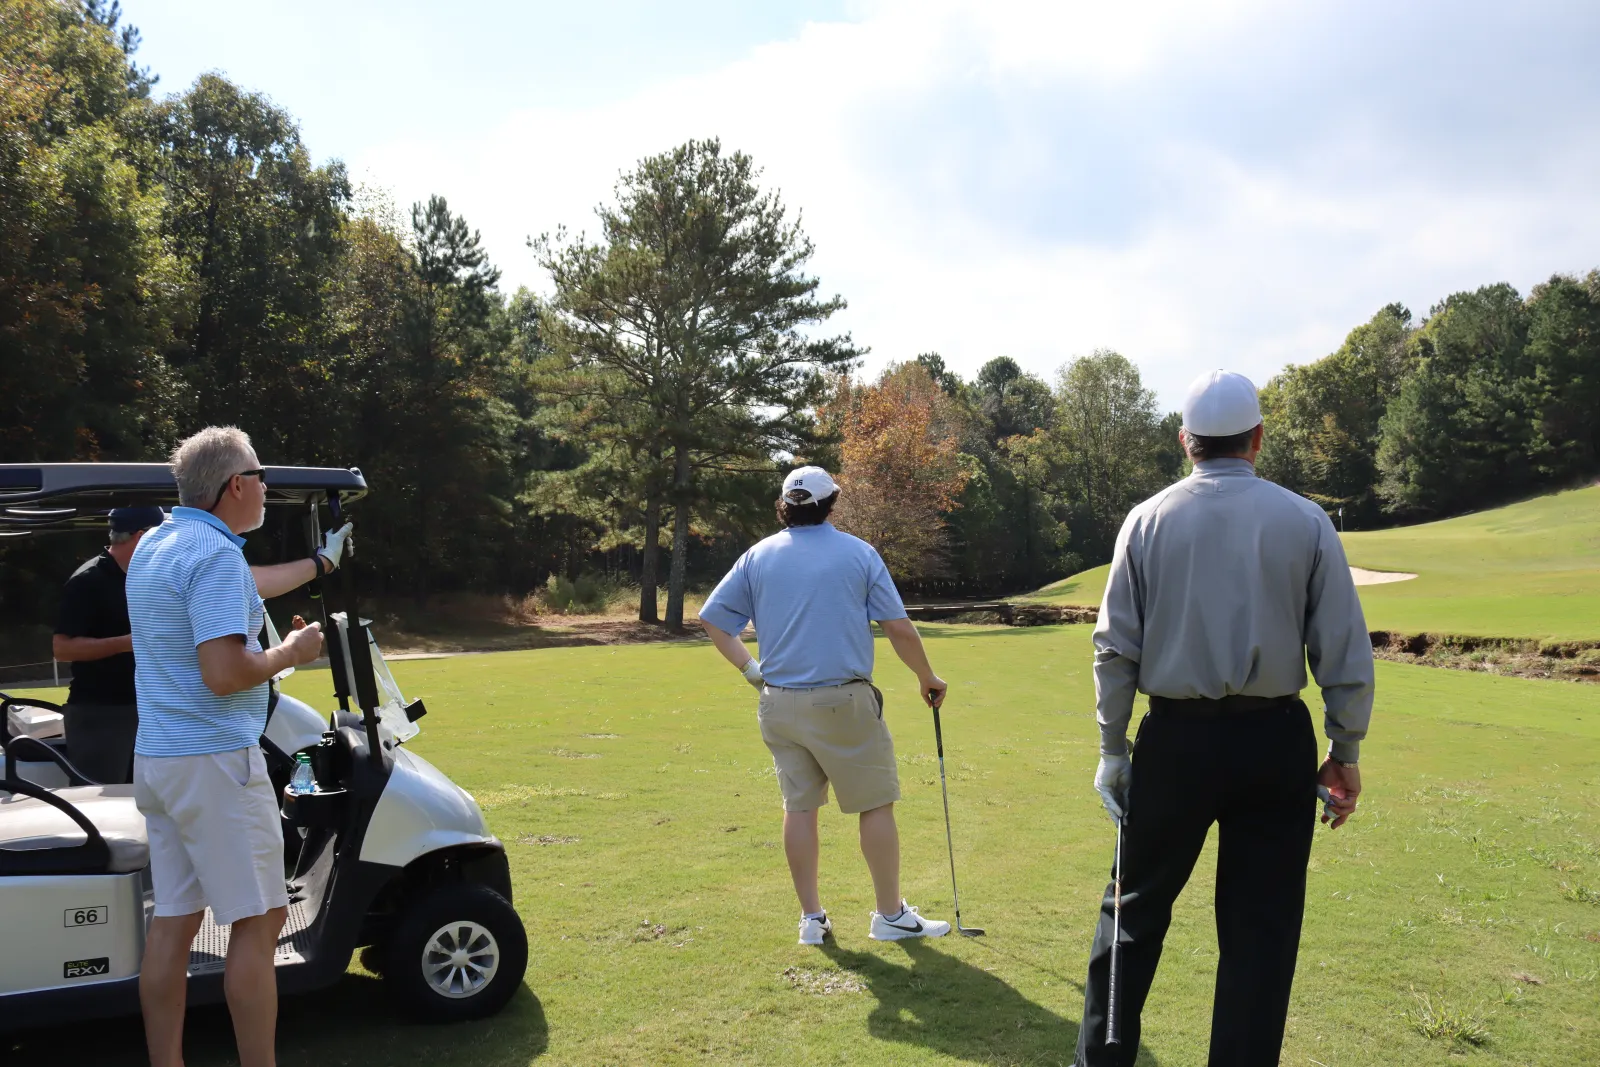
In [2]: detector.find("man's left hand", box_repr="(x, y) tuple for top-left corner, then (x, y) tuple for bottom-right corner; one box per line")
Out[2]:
(318, 522), (354, 572)
(1095, 753), (1132, 821)
(1316, 758), (1361, 829)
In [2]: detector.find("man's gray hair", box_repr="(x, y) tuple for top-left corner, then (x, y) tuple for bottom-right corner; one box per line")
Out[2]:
(170, 426), (256, 509)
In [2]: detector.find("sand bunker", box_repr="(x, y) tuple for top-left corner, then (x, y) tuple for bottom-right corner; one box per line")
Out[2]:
(1349, 566), (1418, 585)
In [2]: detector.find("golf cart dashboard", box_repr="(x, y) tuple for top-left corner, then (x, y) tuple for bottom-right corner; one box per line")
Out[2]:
(0, 464), (367, 537)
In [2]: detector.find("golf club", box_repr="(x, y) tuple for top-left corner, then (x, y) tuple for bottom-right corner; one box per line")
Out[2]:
(931, 694), (985, 937)
(1106, 814), (1125, 1048)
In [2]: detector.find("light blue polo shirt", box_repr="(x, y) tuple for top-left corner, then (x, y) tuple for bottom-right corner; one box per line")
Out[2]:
(700, 523), (908, 689)
(127, 507), (267, 757)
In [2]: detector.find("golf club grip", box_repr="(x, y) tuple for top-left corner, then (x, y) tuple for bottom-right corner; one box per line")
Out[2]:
(932, 705), (944, 757)
(1106, 818), (1124, 1047)
(1107, 941), (1122, 1045)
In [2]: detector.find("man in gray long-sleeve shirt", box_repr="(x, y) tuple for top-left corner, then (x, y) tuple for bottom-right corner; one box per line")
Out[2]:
(1074, 369), (1375, 1067)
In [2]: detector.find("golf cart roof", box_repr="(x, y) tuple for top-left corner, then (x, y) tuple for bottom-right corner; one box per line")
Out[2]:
(0, 463), (367, 537)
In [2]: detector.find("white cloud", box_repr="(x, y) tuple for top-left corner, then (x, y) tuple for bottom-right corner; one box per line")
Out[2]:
(353, 0), (1600, 409)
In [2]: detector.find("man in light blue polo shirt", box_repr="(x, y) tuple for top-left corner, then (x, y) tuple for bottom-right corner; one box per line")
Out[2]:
(700, 466), (954, 946)
(128, 426), (335, 1067)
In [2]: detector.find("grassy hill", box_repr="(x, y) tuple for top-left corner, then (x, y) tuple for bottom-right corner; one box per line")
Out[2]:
(1341, 484), (1599, 641)
(1025, 563), (1110, 609)
(1021, 485), (1600, 641)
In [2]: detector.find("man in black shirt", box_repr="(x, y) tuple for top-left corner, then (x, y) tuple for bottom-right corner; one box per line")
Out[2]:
(52, 506), (165, 783)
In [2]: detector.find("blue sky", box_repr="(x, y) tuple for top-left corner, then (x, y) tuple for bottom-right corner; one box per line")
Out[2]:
(123, 0), (1600, 410)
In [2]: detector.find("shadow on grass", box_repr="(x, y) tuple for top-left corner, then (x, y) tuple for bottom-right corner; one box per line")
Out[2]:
(3, 974), (548, 1067)
(820, 939), (1159, 1066)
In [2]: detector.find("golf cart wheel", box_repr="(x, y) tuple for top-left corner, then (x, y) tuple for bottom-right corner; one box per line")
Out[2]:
(385, 882), (528, 1022)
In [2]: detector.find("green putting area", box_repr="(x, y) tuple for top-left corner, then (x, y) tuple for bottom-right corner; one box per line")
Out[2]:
(1023, 486), (1600, 641)
(9, 626), (1598, 1065)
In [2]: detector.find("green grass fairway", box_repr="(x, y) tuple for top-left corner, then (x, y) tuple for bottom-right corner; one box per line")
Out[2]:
(8, 627), (1599, 1065)
(1024, 486), (1600, 641)
(1341, 486), (1600, 641)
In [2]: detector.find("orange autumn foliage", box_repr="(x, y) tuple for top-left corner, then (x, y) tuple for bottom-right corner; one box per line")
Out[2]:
(827, 363), (971, 580)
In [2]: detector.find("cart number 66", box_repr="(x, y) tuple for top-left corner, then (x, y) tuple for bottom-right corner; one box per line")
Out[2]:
(65, 906), (108, 928)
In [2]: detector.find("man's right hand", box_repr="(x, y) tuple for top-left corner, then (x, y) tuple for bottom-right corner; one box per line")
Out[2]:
(920, 673), (948, 708)
(1317, 758), (1361, 828)
(282, 621), (324, 666)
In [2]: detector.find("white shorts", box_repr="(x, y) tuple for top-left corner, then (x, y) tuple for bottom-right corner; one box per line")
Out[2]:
(133, 747), (288, 925)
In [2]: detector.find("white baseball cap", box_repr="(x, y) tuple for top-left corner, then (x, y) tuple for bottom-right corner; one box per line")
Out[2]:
(1181, 370), (1262, 437)
(781, 465), (839, 504)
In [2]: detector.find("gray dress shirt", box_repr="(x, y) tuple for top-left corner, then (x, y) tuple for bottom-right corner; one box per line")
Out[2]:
(1092, 458), (1375, 763)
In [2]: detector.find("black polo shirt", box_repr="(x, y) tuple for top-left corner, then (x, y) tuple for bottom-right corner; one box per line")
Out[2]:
(54, 552), (136, 705)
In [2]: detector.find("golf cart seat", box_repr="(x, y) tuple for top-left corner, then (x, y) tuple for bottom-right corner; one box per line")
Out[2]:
(0, 783), (148, 876)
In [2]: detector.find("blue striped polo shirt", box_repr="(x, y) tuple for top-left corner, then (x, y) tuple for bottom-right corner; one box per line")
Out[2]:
(127, 507), (267, 757)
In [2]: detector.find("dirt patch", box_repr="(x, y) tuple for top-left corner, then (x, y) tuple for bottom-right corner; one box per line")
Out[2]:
(781, 966), (865, 995)
(476, 784), (630, 808)
(911, 603), (1099, 626)
(1370, 631), (1600, 683)
(944, 610), (1008, 625)
(370, 601), (1595, 687)
(380, 616), (703, 657)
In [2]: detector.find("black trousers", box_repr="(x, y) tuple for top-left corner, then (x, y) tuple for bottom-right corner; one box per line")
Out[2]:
(62, 702), (138, 784)
(1075, 697), (1318, 1067)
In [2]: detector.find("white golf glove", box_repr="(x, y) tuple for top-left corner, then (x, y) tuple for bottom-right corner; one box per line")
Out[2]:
(317, 522), (354, 572)
(1095, 753), (1132, 822)
(740, 659), (764, 689)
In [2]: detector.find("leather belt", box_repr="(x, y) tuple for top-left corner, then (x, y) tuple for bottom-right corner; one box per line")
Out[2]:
(1148, 693), (1298, 717)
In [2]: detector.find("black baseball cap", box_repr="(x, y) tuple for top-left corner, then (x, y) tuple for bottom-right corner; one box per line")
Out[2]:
(109, 506), (165, 534)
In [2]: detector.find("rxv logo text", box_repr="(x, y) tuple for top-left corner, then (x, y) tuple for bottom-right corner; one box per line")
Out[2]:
(63, 957), (110, 979)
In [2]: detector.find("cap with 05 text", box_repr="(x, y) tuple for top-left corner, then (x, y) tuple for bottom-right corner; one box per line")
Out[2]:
(781, 466), (838, 504)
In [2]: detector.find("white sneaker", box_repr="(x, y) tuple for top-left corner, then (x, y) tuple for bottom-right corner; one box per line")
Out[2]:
(869, 902), (950, 940)
(798, 912), (833, 945)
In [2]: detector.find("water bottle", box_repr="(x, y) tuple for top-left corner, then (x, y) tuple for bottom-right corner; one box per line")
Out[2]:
(289, 752), (315, 795)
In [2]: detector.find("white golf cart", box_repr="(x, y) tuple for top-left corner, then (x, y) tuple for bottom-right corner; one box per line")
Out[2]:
(0, 463), (528, 1030)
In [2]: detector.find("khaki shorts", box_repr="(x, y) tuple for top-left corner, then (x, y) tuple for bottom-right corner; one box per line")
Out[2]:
(133, 746), (288, 925)
(758, 681), (900, 814)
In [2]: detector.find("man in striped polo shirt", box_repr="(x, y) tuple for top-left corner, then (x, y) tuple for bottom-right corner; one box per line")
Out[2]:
(128, 427), (336, 1067)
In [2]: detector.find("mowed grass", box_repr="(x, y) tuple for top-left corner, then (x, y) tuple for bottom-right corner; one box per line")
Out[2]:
(1341, 485), (1600, 641)
(1023, 486), (1600, 641)
(8, 626), (1600, 1066)
(1025, 563), (1110, 610)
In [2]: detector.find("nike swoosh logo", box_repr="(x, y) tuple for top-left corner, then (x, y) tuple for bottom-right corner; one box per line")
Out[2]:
(885, 917), (924, 932)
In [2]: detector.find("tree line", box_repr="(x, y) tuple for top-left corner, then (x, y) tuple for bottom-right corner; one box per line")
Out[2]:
(3, 3), (1597, 650)
(1258, 279), (1600, 527)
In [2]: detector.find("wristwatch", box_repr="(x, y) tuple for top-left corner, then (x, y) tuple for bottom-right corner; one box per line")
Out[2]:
(1334, 758), (1358, 768)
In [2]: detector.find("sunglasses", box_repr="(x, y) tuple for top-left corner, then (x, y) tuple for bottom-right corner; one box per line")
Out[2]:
(210, 468), (267, 509)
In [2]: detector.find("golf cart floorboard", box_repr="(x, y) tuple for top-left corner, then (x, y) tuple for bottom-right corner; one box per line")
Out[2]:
(189, 899), (315, 975)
